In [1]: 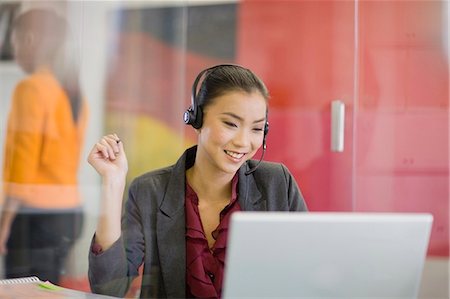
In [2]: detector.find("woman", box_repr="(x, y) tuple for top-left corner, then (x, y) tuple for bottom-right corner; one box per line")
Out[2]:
(88, 65), (307, 298)
(0, 9), (87, 284)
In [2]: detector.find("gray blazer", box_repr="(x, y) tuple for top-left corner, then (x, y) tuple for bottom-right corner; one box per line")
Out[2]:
(89, 146), (307, 298)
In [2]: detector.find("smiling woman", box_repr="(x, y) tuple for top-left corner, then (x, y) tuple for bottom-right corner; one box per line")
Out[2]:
(86, 64), (307, 299)
(194, 90), (267, 176)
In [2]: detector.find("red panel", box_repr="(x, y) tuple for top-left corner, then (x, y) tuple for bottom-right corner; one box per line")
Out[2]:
(237, 1), (356, 212)
(237, 0), (449, 256)
(357, 1), (449, 256)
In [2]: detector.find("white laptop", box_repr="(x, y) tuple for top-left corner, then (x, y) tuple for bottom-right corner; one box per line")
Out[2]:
(223, 212), (433, 299)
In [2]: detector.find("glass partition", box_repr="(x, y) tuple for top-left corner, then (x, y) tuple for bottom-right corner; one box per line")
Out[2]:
(355, 1), (449, 296)
(0, 0), (448, 297)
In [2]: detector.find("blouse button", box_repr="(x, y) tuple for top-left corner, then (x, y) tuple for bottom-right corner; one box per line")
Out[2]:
(207, 271), (215, 282)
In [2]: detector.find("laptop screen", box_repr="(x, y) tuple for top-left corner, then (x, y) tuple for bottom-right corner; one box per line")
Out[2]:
(223, 212), (433, 298)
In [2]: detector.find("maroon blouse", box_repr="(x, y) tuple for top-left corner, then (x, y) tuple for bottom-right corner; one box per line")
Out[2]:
(185, 174), (241, 299)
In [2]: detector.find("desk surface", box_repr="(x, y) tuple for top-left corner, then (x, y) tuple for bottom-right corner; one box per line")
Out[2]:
(0, 278), (116, 298)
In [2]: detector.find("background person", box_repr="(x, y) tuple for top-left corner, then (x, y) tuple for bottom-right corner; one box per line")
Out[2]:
(0, 8), (88, 284)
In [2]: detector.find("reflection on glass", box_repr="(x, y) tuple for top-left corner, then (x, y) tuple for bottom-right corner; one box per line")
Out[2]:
(0, 1), (447, 298)
(1, 8), (87, 285)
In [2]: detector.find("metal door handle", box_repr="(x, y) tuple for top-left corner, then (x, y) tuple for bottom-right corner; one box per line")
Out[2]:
(331, 100), (345, 152)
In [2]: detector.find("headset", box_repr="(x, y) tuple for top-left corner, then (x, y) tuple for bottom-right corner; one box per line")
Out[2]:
(183, 64), (269, 175)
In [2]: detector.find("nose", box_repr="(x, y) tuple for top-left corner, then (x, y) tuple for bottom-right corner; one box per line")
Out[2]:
(232, 128), (252, 149)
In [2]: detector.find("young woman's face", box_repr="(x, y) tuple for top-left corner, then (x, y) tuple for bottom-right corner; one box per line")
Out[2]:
(196, 90), (267, 175)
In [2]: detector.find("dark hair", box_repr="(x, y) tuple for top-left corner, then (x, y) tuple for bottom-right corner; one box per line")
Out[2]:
(196, 65), (270, 111)
(13, 9), (82, 123)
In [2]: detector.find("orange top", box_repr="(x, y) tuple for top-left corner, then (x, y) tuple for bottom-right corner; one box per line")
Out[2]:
(2, 68), (88, 209)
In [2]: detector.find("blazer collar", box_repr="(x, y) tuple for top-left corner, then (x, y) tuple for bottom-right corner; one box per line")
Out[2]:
(237, 163), (265, 211)
(158, 148), (267, 216)
(159, 146), (196, 217)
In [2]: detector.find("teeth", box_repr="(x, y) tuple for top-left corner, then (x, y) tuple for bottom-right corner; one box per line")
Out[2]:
(225, 150), (244, 159)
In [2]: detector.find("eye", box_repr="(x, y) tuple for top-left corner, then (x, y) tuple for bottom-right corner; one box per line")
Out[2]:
(223, 121), (237, 128)
(253, 127), (264, 132)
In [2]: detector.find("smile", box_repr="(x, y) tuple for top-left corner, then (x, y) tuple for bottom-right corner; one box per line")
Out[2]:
(224, 150), (245, 159)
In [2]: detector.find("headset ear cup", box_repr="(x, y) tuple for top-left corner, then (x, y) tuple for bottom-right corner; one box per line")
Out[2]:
(192, 106), (203, 129)
(264, 121), (269, 136)
(183, 104), (203, 129)
(183, 107), (195, 126)
(261, 121), (269, 150)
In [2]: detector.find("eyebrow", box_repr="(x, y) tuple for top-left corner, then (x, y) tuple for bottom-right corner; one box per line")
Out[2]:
(220, 112), (266, 124)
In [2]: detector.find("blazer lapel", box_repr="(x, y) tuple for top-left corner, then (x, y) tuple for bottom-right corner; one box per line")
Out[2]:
(156, 154), (189, 298)
(156, 209), (185, 298)
(238, 165), (266, 211)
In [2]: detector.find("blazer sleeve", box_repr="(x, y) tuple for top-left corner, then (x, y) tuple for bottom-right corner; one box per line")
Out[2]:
(88, 182), (145, 297)
(280, 163), (308, 212)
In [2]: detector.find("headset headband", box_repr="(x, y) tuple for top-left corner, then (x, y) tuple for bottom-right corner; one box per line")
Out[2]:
(184, 63), (268, 136)
(190, 64), (241, 123)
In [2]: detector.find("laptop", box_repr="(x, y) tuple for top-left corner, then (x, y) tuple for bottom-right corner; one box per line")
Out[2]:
(222, 212), (433, 299)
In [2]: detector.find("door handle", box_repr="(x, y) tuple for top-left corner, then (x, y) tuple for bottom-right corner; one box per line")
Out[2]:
(331, 100), (345, 152)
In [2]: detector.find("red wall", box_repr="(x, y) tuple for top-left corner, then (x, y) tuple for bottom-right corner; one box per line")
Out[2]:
(237, 0), (448, 256)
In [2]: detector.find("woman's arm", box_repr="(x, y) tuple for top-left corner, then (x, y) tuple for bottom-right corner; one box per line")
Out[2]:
(87, 134), (128, 250)
(87, 134), (129, 296)
(0, 197), (20, 254)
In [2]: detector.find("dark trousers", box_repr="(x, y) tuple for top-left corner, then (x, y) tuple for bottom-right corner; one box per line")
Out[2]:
(4, 210), (83, 284)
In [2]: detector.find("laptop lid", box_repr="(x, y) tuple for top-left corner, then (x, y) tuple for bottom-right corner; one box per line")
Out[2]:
(223, 212), (433, 298)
